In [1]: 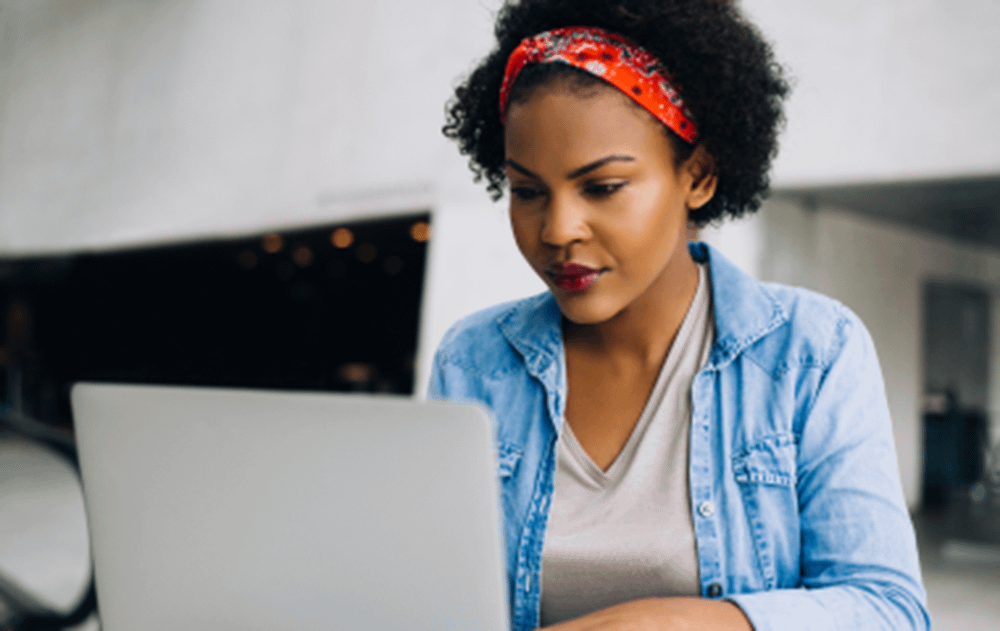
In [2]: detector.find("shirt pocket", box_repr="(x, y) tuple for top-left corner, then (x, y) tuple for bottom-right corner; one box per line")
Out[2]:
(496, 442), (522, 479)
(732, 433), (797, 486)
(731, 433), (799, 589)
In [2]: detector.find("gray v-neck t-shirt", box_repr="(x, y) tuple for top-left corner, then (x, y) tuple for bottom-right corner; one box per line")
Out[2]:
(540, 263), (714, 626)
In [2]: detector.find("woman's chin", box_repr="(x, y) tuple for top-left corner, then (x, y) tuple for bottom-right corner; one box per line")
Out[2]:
(552, 293), (621, 327)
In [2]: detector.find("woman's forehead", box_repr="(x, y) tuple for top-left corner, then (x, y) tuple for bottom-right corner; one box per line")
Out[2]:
(503, 85), (672, 166)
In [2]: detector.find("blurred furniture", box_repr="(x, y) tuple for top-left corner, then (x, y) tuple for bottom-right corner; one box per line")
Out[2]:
(922, 407), (987, 510)
(0, 409), (97, 630)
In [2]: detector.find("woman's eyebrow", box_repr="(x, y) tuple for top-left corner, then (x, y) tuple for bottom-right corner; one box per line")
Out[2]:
(565, 154), (635, 179)
(503, 159), (540, 179)
(504, 155), (636, 181)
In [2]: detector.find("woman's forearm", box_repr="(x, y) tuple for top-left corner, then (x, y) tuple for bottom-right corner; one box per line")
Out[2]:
(538, 597), (753, 631)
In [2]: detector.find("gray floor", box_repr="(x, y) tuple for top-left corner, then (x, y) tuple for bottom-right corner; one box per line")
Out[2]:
(916, 515), (1000, 630)
(2, 435), (999, 630)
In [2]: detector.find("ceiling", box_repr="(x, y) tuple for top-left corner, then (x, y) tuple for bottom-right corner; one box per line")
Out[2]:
(772, 174), (1000, 251)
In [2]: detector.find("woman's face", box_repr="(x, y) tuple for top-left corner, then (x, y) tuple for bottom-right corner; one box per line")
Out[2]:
(503, 82), (715, 325)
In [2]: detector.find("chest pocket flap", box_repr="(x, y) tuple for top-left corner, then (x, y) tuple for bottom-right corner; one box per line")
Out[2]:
(732, 433), (797, 487)
(496, 442), (522, 479)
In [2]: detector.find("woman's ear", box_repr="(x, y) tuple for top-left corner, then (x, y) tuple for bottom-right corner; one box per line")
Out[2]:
(683, 144), (718, 210)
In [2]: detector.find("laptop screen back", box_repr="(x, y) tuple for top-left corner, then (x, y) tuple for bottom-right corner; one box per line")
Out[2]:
(71, 383), (509, 631)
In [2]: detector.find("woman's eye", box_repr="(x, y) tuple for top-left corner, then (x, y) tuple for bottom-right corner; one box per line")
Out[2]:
(584, 182), (626, 197)
(510, 186), (545, 201)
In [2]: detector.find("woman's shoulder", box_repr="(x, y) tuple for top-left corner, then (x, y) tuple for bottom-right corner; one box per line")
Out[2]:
(763, 281), (857, 331)
(744, 280), (871, 376)
(701, 243), (863, 368)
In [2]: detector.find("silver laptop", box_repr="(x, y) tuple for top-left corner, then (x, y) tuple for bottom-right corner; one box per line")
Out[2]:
(71, 383), (509, 631)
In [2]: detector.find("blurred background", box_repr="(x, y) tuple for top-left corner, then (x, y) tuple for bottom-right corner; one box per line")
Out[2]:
(0, 0), (997, 628)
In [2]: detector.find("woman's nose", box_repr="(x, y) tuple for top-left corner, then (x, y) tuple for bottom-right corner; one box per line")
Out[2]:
(540, 195), (590, 247)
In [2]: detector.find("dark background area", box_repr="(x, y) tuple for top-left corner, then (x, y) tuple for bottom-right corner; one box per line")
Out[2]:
(0, 213), (430, 429)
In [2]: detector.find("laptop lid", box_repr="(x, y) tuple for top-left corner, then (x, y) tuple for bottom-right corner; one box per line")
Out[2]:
(71, 383), (509, 631)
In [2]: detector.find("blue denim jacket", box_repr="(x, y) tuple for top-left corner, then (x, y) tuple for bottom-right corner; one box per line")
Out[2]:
(428, 242), (929, 631)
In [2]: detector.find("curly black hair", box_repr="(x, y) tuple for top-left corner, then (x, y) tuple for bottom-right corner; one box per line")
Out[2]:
(442, 0), (790, 225)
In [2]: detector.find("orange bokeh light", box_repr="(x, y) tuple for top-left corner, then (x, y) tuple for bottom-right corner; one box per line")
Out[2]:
(293, 246), (314, 267)
(331, 228), (354, 249)
(261, 233), (285, 253)
(409, 221), (431, 243)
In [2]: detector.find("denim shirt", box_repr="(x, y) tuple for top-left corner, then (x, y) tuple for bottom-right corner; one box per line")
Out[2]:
(428, 242), (929, 631)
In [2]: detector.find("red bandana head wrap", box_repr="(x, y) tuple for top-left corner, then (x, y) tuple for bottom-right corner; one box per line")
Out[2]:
(498, 26), (699, 144)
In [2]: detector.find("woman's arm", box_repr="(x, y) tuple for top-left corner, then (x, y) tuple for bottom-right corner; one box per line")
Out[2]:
(725, 310), (929, 631)
(538, 597), (751, 630)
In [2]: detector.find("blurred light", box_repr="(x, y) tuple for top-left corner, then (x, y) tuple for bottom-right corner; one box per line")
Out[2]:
(237, 250), (257, 269)
(292, 246), (314, 267)
(410, 221), (431, 243)
(383, 255), (403, 275)
(338, 362), (375, 384)
(331, 228), (354, 249)
(261, 233), (285, 253)
(356, 243), (377, 263)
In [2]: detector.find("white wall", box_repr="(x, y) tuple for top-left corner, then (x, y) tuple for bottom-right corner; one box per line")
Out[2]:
(743, 0), (1000, 186)
(738, 199), (1000, 510)
(0, 0), (504, 253)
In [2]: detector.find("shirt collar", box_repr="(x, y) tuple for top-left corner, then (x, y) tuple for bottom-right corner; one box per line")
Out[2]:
(688, 241), (787, 370)
(495, 241), (788, 386)
(496, 291), (566, 426)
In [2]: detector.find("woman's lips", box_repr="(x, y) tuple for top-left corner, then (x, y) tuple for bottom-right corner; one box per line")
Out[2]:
(546, 262), (602, 292)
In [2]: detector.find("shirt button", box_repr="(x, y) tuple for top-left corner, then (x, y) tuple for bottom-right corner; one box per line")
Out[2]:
(707, 583), (723, 598)
(698, 501), (714, 517)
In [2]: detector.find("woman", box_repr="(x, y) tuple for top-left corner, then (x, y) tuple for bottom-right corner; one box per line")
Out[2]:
(431, 1), (929, 629)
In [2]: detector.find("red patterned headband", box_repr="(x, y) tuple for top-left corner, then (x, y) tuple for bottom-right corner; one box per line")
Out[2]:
(498, 27), (699, 143)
